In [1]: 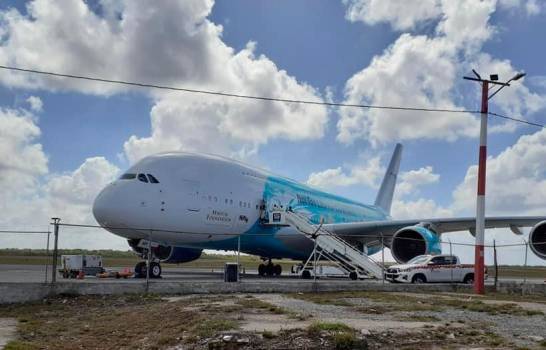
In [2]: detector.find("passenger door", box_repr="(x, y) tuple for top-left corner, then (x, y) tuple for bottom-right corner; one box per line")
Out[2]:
(181, 179), (201, 212)
(428, 256), (448, 282)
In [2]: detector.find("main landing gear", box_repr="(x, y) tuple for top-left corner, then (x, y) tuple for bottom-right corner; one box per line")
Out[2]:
(258, 259), (282, 277)
(134, 261), (162, 279)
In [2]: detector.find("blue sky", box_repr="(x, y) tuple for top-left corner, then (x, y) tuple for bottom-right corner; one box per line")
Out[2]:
(1, 0), (546, 264)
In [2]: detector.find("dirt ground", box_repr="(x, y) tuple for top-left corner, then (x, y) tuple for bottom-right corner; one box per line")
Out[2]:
(1, 291), (545, 349)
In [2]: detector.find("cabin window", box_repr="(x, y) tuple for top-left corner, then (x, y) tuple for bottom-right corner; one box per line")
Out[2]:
(147, 174), (160, 183)
(138, 173), (148, 183)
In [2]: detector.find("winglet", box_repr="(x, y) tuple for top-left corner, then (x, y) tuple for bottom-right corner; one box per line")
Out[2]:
(374, 143), (402, 215)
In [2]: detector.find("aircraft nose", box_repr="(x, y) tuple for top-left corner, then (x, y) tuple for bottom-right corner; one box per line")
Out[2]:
(92, 183), (120, 227)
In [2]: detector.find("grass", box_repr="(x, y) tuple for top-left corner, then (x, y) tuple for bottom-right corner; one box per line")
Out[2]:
(307, 322), (352, 334)
(307, 322), (367, 350)
(290, 291), (544, 317)
(0, 250), (300, 270)
(397, 315), (441, 322)
(193, 319), (238, 338)
(3, 341), (38, 350)
(0, 294), (242, 349)
(236, 297), (288, 314)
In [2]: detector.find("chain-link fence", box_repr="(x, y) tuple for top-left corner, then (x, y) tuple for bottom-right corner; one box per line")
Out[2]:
(1, 220), (545, 290)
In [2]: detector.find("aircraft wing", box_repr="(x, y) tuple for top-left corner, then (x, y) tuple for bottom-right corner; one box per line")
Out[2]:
(325, 216), (546, 238)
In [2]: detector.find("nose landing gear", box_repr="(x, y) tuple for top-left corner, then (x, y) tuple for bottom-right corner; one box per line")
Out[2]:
(258, 259), (282, 277)
(134, 261), (162, 279)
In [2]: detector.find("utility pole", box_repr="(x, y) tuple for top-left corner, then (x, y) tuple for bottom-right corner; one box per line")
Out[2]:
(464, 70), (526, 294)
(51, 218), (61, 284)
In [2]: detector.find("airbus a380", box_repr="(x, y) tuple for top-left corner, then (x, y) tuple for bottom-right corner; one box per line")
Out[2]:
(92, 144), (546, 278)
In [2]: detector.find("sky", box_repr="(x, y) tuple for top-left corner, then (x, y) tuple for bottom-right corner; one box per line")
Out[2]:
(1, 0), (546, 265)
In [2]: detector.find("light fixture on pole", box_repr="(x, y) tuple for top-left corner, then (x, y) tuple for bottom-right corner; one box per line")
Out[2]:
(463, 70), (526, 295)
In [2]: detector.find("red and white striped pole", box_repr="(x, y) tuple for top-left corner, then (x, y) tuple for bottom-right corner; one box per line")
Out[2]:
(474, 80), (488, 295)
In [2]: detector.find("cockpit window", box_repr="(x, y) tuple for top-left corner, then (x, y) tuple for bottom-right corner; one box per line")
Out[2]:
(147, 174), (160, 183)
(120, 173), (136, 180)
(138, 173), (149, 183)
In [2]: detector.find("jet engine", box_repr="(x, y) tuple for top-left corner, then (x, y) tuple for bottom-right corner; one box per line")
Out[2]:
(128, 239), (202, 263)
(391, 225), (441, 263)
(529, 220), (546, 260)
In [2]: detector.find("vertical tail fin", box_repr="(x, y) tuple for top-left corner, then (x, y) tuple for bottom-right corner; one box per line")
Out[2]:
(374, 143), (402, 215)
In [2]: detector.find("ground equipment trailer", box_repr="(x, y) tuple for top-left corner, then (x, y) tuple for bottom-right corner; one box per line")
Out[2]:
(60, 255), (104, 278)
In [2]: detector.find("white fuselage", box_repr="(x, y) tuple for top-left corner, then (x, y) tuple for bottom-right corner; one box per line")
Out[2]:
(93, 152), (387, 260)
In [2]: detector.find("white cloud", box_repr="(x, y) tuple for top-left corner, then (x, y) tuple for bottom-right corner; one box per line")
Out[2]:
(0, 1), (328, 161)
(0, 105), (125, 249)
(396, 166), (439, 197)
(344, 0), (442, 30)
(474, 54), (546, 118)
(452, 128), (546, 216)
(26, 96), (43, 112)
(306, 157), (383, 189)
(0, 107), (47, 195)
(391, 198), (453, 220)
(338, 0), (542, 146)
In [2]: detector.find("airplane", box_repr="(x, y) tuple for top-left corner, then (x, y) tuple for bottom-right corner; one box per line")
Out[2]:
(92, 144), (546, 278)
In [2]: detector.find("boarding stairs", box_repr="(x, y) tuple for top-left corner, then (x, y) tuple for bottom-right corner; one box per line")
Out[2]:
(281, 210), (385, 279)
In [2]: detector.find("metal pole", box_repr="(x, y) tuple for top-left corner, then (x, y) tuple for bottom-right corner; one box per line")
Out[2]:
(381, 233), (385, 284)
(523, 239), (529, 285)
(493, 240), (498, 290)
(44, 228), (51, 284)
(237, 235), (241, 282)
(449, 239), (453, 284)
(146, 229), (152, 293)
(313, 235), (317, 283)
(474, 80), (489, 295)
(51, 218), (60, 284)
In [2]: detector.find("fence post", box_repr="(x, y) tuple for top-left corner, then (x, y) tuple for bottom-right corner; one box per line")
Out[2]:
(146, 229), (152, 293)
(523, 239), (529, 286)
(44, 227), (51, 284)
(313, 235), (317, 283)
(380, 233), (385, 284)
(493, 240), (498, 290)
(237, 235), (241, 282)
(50, 218), (60, 284)
(449, 239), (453, 284)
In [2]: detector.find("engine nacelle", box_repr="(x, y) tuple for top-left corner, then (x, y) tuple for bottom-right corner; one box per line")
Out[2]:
(128, 239), (202, 264)
(391, 225), (441, 263)
(529, 220), (546, 260)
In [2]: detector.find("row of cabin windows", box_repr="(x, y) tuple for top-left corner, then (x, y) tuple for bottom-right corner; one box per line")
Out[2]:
(119, 173), (160, 184)
(203, 195), (259, 210)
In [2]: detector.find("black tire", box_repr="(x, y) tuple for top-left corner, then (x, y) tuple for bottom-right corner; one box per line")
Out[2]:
(265, 264), (275, 276)
(149, 262), (162, 278)
(273, 264), (282, 276)
(258, 264), (266, 277)
(134, 261), (147, 278)
(301, 270), (311, 279)
(463, 273), (474, 284)
(412, 274), (427, 284)
(349, 271), (358, 280)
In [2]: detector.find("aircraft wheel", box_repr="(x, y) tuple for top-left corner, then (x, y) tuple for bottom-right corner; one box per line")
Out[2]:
(134, 261), (147, 278)
(349, 271), (358, 280)
(149, 262), (162, 278)
(273, 264), (282, 276)
(265, 263), (275, 276)
(258, 264), (266, 276)
(301, 270), (311, 279)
